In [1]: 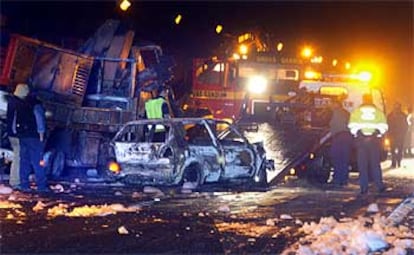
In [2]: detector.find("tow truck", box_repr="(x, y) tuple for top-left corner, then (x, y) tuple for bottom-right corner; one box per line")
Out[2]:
(290, 71), (389, 182)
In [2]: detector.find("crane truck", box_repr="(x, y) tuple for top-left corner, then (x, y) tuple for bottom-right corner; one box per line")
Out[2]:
(0, 19), (177, 178)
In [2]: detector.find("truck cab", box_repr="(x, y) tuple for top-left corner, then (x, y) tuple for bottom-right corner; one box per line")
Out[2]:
(186, 55), (301, 122)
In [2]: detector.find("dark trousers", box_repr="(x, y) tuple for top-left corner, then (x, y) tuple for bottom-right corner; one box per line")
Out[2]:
(356, 136), (384, 192)
(19, 137), (46, 190)
(329, 131), (352, 185)
(390, 137), (404, 167)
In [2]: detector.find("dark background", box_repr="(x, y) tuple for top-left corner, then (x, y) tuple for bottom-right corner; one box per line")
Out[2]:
(1, 1), (413, 107)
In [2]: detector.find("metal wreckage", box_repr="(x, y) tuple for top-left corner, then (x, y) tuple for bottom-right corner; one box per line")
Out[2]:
(0, 19), (274, 187)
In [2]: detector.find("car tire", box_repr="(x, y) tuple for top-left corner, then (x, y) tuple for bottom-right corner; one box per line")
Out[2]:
(182, 164), (202, 188)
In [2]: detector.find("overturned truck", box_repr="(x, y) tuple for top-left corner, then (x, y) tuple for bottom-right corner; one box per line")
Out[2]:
(0, 19), (176, 177)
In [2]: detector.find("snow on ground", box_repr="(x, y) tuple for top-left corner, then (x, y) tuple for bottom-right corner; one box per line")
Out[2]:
(281, 214), (413, 255)
(282, 158), (414, 255)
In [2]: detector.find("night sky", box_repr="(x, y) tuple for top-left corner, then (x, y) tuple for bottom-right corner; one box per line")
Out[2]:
(1, 1), (413, 106)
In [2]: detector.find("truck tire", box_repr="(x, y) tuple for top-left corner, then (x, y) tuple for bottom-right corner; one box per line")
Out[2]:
(308, 155), (331, 184)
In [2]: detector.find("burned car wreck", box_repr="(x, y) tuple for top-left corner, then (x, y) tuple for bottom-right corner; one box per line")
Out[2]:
(106, 118), (274, 187)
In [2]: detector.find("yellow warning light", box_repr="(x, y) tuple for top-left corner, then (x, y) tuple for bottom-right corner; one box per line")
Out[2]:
(358, 71), (372, 82)
(304, 71), (321, 80)
(232, 53), (240, 60)
(332, 59), (338, 67)
(108, 161), (121, 174)
(175, 14), (182, 25)
(120, 0), (131, 11)
(301, 47), (313, 58)
(239, 44), (248, 55)
(215, 24), (223, 34)
(276, 42), (283, 52)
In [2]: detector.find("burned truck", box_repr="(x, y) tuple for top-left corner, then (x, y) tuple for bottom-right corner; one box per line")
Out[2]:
(0, 19), (176, 177)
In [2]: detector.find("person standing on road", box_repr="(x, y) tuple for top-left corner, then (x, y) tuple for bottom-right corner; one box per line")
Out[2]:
(5, 84), (27, 188)
(387, 102), (408, 168)
(404, 106), (413, 157)
(13, 84), (48, 192)
(328, 99), (352, 187)
(348, 93), (388, 194)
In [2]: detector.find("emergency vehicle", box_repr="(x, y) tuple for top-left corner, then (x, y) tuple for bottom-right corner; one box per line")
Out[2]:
(298, 71), (386, 127)
(184, 32), (303, 122)
(294, 71), (389, 183)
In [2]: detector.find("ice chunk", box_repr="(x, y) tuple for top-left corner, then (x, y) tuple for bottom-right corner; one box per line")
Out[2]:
(0, 185), (13, 195)
(367, 203), (379, 213)
(118, 226), (129, 234)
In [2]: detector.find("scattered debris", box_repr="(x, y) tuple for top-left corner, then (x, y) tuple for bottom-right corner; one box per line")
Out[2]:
(280, 214), (293, 220)
(387, 197), (414, 226)
(367, 203), (380, 213)
(282, 215), (414, 254)
(266, 218), (277, 226)
(51, 184), (64, 193)
(47, 203), (140, 217)
(0, 201), (22, 209)
(218, 205), (231, 213)
(33, 201), (47, 212)
(143, 186), (164, 196)
(182, 182), (197, 190)
(118, 225), (129, 234)
(0, 185), (13, 195)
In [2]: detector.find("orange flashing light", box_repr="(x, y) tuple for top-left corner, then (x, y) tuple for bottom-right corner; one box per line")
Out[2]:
(108, 161), (121, 174)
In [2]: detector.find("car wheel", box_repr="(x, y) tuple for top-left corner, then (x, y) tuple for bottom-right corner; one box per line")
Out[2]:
(182, 164), (202, 188)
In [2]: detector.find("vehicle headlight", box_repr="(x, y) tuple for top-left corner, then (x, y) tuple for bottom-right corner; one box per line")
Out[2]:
(247, 76), (267, 94)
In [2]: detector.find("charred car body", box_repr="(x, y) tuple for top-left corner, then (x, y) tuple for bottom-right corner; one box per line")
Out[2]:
(106, 118), (274, 187)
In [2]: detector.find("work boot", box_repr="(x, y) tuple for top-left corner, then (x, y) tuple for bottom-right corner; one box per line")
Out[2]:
(377, 186), (387, 193)
(359, 187), (368, 195)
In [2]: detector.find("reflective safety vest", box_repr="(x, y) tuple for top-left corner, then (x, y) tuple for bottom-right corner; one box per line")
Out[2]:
(145, 98), (167, 132)
(348, 104), (388, 136)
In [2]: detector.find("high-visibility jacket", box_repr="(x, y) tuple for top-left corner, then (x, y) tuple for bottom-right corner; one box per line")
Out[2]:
(145, 98), (167, 132)
(145, 98), (166, 119)
(348, 104), (388, 136)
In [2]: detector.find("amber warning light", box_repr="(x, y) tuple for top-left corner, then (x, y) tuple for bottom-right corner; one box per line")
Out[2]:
(109, 161), (121, 174)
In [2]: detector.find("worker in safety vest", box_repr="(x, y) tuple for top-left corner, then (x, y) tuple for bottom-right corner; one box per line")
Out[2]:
(348, 93), (388, 195)
(145, 88), (170, 119)
(144, 88), (170, 141)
